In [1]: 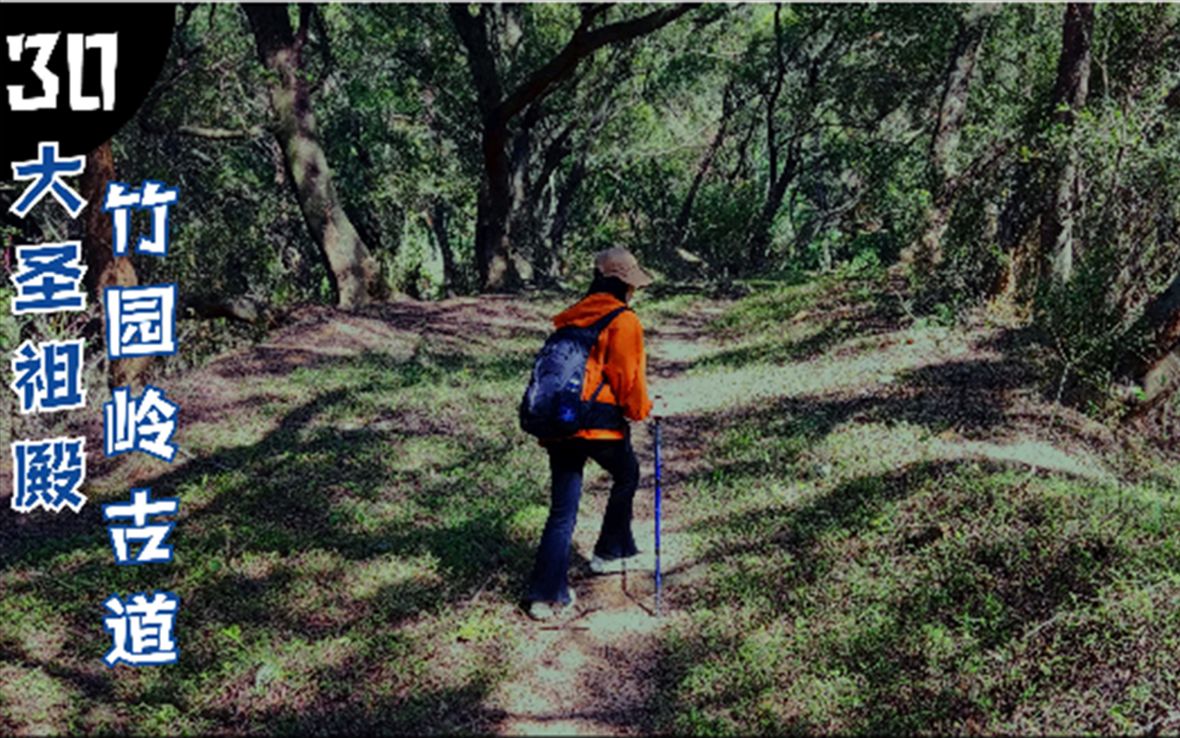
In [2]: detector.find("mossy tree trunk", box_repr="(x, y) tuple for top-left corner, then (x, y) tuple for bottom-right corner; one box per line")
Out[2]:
(244, 4), (379, 309)
(81, 141), (152, 388)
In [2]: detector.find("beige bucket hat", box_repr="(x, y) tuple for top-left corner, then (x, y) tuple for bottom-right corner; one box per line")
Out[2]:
(594, 247), (654, 288)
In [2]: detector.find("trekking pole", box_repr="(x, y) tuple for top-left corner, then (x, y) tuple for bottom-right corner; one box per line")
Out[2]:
(653, 417), (663, 617)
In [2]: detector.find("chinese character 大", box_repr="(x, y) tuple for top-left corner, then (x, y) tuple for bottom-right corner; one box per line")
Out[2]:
(8, 141), (87, 218)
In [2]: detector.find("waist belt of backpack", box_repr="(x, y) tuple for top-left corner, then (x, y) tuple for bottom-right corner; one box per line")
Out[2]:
(583, 382), (626, 430)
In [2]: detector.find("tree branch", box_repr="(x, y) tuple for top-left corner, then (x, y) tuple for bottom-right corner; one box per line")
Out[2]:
(176, 124), (268, 140)
(494, 4), (693, 126)
(449, 4), (504, 118)
(295, 4), (312, 50)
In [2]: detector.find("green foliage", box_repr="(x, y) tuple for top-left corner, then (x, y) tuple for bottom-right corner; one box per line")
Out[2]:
(95, 2), (1172, 311)
(7, 2), (1167, 407)
(1034, 245), (1146, 410)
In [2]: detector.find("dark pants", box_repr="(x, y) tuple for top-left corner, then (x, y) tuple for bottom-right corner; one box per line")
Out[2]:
(525, 430), (641, 605)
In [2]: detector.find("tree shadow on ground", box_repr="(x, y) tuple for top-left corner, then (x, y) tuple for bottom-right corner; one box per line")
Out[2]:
(693, 320), (860, 371)
(674, 462), (965, 596)
(659, 356), (1029, 494)
(1, 346), (544, 732)
(649, 459), (1122, 733)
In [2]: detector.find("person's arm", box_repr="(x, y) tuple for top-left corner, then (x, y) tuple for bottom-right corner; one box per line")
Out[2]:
(603, 311), (653, 421)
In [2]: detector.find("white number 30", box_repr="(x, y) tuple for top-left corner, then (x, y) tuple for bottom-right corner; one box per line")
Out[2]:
(7, 33), (118, 112)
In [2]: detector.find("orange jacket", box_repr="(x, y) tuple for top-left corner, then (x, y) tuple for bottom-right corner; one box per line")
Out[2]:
(543, 292), (653, 442)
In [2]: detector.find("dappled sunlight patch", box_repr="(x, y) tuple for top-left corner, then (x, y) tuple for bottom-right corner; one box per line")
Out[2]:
(577, 606), (665, 639)
(0, 665), (78, 736)
(279, 549), (372, 630)
(385, 436), (465, 474)
(647, 333), (721, 373)
(276, 548), (442, 630)
(660, 324), (976, 419)
(344, 553), (442, 602)
(657, 448), (1180, 733)
(634, 291), (704, 323)
(816, 419), (1117, 485)
(773, 668), (862, 733)
(366, 610), (513, 732)
(939, 438), (1116, 483)
(77, 703), (122, 734)
(690, 467), (802, 511)
(0, 594), (70, 662)
(210, 633), (366, 721)
(231, 550), (283, 582)
(173, 469), (244, 512)
(253, 309), (421, 367)
(708, 280), (824, 339)
(812, 420), (935, 480)
(691, 318), (854, 371)
(507, 504), (549, 542)
(180, 403), (286, 457)
(654, 606), (790, 733)
(449, 607), (514, 646)
(44, 543), (111, 577)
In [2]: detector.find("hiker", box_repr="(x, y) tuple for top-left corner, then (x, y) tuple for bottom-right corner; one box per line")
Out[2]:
(523, 247), (657, 621)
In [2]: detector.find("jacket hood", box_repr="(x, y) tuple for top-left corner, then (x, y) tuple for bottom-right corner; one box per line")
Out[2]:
(552, 292), (627, 329)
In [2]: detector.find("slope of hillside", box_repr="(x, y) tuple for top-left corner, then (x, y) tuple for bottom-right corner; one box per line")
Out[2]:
(2, 277), (1176, 735)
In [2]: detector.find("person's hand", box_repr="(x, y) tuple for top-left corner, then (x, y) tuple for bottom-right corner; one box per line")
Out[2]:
(651, 394), (669, 419)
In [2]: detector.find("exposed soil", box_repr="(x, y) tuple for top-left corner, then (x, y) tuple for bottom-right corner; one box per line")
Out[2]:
(9, 284), (1172, 735)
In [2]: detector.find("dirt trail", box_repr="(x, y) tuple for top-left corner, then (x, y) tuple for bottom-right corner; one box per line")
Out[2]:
(38, 286), (1144, 735)
(487, 282), (1139, 734)
(489, 299), (727, 737)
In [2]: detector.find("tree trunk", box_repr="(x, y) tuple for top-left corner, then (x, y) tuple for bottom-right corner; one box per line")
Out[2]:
(426, 200), (458, 298)
(1120, 273), (1180, 407)
(992, 162), (1041, 302)
(744, 17), (842, 273)
(907, 5), (996, 270)
(450, 3), (692, 291)
(419, 82), (457, 297)
(80, 141), (151, 388)
(747, 147), (799, 270)
(506, 107), (546, 285)
(244, 4), (378, 309)
(1040, 2), (1094, 287)
(670, 81), (736, 256)
(478, 121), (519, 291)
(546, 157), (588, 282)
(746, 6), (792, 273)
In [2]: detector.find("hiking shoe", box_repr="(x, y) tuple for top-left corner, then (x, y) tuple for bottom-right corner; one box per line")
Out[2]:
(589, 552), (653, 575)
(526, 588), (577, 622)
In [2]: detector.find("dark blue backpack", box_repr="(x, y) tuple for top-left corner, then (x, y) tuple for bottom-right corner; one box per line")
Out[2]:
(519, 306), (630, 439)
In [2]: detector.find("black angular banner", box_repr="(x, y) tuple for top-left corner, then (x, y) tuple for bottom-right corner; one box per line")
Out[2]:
(1, 3), (175, 177)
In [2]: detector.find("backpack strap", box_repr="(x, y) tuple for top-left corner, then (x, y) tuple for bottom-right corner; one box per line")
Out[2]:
(588, 377), (610, 404)
(586, 305), (631, 405)
(588, 305), (630, 335)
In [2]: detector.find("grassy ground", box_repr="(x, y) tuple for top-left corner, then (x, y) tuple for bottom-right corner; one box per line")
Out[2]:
(1, 297), (576, 734)
(2, 277), (1177, 734)
(646, 275), (1180, 735)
